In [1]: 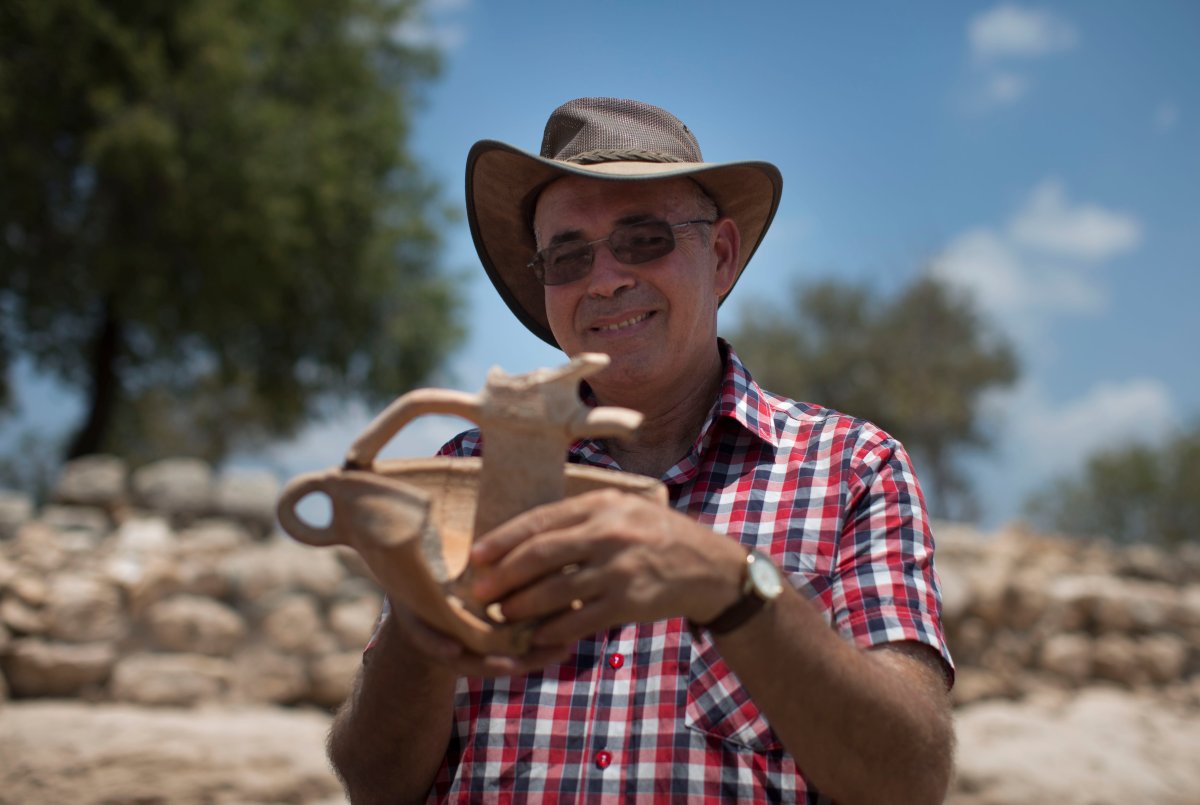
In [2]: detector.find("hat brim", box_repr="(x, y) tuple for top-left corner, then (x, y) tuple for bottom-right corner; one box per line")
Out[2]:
(466, 139), (783, 347)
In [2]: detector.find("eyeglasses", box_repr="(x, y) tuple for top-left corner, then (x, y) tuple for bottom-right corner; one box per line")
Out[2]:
(528, 219), (715, 286)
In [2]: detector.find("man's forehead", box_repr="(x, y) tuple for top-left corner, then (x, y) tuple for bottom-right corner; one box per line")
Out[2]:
(533, 175), (694, 231)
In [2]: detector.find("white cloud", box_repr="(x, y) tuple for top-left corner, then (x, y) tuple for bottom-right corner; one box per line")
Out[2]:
(1154, 102), (1180, 133)
(391, 0), (471, 51)
(930, 228), (1028, 313)
(983, 71), (1029, 106)
(1008, 179), (1142, 261)
(996, 377), (1178, 481)
(969, 4), (1079, 61)
(929, 179), (1141, 347)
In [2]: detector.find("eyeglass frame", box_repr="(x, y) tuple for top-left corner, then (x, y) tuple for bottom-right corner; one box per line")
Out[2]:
(527, 219), (716, 286)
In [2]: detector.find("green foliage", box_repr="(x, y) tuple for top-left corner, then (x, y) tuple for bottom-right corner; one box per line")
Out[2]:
(1025, 421), (1200, 547)
(0, 0), (463, 462)
(727, 275), (1018, 517)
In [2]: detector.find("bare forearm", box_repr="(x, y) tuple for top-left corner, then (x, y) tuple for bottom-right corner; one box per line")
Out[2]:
(328, 615), (458, 804)
(714, 592), (953, 805)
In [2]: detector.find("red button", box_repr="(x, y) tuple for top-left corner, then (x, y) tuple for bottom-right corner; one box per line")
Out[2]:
(608, 652), (624, 669)
(595, 750), (613, 769)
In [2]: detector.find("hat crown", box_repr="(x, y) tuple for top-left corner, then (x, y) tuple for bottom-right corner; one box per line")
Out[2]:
(540, 97), (703, 166)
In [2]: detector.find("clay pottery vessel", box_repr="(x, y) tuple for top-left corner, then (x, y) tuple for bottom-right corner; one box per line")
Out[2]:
(276, 353), (666, 655)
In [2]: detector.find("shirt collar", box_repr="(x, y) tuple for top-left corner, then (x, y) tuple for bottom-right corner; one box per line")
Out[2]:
(571, 339), (781, 469)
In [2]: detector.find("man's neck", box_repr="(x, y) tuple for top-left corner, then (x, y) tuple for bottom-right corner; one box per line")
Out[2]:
(589, 348), (725, 478)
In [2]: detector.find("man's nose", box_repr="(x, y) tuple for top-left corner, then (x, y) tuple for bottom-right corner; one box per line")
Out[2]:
(585, 243), (637, 297)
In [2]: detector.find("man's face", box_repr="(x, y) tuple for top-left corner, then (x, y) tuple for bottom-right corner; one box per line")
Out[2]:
(533, 175), (738, 396)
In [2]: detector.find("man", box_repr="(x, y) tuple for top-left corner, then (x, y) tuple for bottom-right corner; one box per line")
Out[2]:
(329, 97), (954, 803)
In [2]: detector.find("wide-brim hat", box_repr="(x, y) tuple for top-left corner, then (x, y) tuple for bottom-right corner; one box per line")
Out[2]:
(466, 97), (783, 347)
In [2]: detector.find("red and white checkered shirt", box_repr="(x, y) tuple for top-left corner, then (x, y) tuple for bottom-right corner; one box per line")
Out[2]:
(412, 341), (952, 803)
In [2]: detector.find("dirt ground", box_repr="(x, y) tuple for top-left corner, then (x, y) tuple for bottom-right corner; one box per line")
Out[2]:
(2, 687), (1198, 804)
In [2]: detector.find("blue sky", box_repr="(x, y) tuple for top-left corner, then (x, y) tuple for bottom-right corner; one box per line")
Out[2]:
(8, 2), (1199, 527)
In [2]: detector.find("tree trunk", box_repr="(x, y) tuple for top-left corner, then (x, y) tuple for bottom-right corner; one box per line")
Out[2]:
(65, 301), (122, 459)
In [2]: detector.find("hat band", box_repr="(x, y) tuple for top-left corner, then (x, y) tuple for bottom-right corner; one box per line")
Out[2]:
(565, 148), (685, 165)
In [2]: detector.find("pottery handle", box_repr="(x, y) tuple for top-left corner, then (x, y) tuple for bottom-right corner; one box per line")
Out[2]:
(571, 406), (644, 441)
(276, 471), (344, 547)
(344, 388), (481, 468)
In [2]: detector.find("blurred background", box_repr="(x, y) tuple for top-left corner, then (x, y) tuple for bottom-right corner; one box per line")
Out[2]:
(1, 2), (1198, 803)
(4, 0), (1198, 537)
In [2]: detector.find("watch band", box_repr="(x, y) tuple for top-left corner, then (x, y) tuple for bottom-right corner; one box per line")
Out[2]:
(692, 549), (780, 636)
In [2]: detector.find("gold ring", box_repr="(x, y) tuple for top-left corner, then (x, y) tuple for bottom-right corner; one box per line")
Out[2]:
(562, 563), (581, 575)
(570, 598), (584, 611)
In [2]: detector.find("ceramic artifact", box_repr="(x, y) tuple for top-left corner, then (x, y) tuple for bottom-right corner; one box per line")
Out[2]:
(276, 353), (667, 655)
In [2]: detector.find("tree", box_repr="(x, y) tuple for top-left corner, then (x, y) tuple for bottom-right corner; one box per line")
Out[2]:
(0, 0), (463, 464)
(727, 275), (1018, 517)
(1025, 421), (1200, 547)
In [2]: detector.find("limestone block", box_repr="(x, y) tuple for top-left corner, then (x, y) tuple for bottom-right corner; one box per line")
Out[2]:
(0, 557), (16, 590)
(45, 575), (127, 643)
(1116, 543), (1179, 583)
(308, 651), (361, 709)
(1138, 634), (1189, 684)
(112, 515), (175, 554)
(1, 638), (116, 696)
(1, 596), (46, 635)
(213, 469), (280, 536)
(7, 573), (48, 606)
(260, 594), (328, 655)
(1038, 632), (1092, 684)
(7, 522), (68, 573)
(1171, 585), (1200, 629)
(931, 553), (971, 626)
(1092, 634), (1144, 687)
(329, 595), (383, 650)
(145, 595), (247, 657)
(0, 490), (33, 540)
(131, 458), (214, 520)
(104, 552), (183, 615)
(52, 455), (128, 507)
(233, 647), (308, 704)
(1092, 580), (1176, 634)
(110, 652), (233, 706)
(175, 518), (254, 556)
(978, 630), (1035, 674)
(1004, 574), (1050, 631)
(1044, 575), (1105, 632)
(950, 667), (1020, 707)
(38, 505), (112, 548)
(224, 538), (345, 603)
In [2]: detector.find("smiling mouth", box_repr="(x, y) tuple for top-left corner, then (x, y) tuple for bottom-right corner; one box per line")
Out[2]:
(592, 311), (653, 332)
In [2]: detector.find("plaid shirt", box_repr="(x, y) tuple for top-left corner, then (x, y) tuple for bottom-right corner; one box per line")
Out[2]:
(416, 341), (951, 804)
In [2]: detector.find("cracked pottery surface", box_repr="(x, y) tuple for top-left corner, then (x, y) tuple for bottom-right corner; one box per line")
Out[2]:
(277, 353), (667, 655)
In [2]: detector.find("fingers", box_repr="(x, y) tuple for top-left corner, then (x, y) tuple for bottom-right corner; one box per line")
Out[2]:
(470, 493), (597, 565)
(386, 600), (573, 678)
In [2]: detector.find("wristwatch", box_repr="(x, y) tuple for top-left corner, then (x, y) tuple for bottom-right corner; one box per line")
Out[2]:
(694, 548), (784, 635)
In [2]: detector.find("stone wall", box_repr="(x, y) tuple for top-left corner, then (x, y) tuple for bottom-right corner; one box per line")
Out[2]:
(0, 455), (380, 709)
(1, 456), (1198, 713)
(936, 522), (1200, 706)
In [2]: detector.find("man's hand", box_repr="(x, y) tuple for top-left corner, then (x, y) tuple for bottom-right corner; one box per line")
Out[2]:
(379, 594), (574, 677)
(466, 489), (747, 648)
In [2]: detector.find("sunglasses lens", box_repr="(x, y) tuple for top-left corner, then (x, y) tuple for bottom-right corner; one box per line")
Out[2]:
(531, 220), (682, 285)
(610, 221), (676, 264)
(541, 243), (593, 285)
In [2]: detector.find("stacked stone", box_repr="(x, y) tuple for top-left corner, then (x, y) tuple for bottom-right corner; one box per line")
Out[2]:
(3, 457), (1198, 713)
(0, 456), (381, 710)
(935, 522), (1200, 706)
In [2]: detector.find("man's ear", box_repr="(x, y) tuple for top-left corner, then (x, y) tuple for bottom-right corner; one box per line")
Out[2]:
(712, 217), (741, 297)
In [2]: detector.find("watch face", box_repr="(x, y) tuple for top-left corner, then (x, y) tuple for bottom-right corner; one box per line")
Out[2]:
(748, 553), (784, 598)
